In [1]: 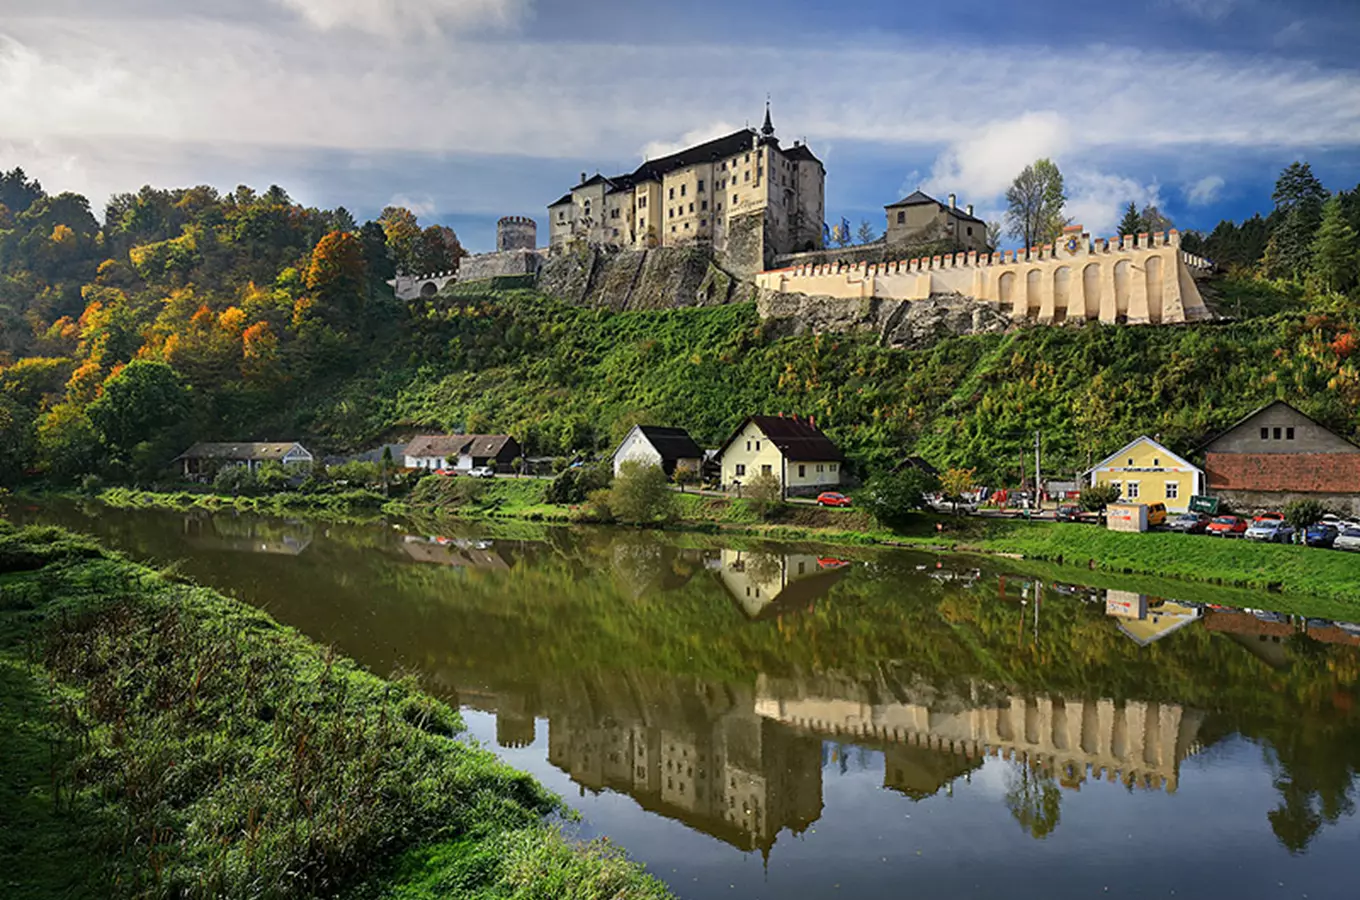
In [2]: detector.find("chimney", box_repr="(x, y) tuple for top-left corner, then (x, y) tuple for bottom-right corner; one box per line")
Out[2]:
(580, 172), (587, 185)
(948, 193), (957, 209)
(966, 204), (974, 217)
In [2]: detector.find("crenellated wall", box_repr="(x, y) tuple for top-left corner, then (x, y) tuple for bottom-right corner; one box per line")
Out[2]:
(755, 227), (1213, 326)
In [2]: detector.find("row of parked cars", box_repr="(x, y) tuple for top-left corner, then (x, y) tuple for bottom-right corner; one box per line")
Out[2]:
(1165, 510), (1360, 549)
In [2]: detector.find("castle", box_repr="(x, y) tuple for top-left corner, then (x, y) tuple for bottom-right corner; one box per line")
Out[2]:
(548, 104), (825, 276)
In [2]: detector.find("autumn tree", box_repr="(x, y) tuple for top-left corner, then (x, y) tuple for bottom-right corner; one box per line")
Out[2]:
(939, 467), (976, 515)
(416, 225), (466, 275)
(1005, 159), (1067, 249)
(305, 230), (368, 328)
(379, 206), (421, 274)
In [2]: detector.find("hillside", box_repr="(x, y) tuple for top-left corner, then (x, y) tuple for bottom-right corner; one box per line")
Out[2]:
(2, 164), (1359, 486)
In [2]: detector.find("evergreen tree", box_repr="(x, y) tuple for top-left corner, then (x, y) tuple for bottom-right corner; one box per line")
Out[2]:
(1269, 162), (1328, 280)
(1311, 195), (1359, 294)
(1117, 202), (1142, 237)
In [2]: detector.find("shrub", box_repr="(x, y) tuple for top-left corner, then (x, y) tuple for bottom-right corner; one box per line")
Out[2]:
(255, 461), (295, 493)
(673, 462), (699, 492)
(546, 461), (612, 505)
(213, 465), (261, 496)
(863, 469), (938, 529)
(744, 471), (784, 520)
(608, 461), (677, 525)
(1284, 498), (1329, 529)
(1080, 484), (1123, 513)
(570, 488), (616, 524)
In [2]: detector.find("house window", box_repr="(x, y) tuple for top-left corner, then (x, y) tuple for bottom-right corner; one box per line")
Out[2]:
(1128, 459), (1134, 466)
(735, 464), (746, 477)
(1126, 482), (1140, 499)
(755, 441), (761, 451)
(1260, 427), (1269, 440)
(1287, 427), (1296, 440)
(745, 441), (751, 451)
(817, 464), (824, 473)
(831, 463), (838, 472)
(1274, 427), (1282, 439)
(897, 212), (905, 224)
(761, 464), (773, 476)
(799, 465), (806, 477)
(1153, 458), (1160, 467)
(611, 208), (619, 219)
(1165, 482), (1179, 500)
(967, 226), (973, 236)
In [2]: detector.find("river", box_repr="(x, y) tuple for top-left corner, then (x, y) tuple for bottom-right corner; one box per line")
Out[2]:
(8, 499), (1360, 899)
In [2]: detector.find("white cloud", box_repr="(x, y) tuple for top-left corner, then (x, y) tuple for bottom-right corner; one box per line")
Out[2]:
(387, 192), (438, 217)
(271, 0), (529, 38)
(1065, 170), (1163, 237)
(1164, 0), (1239, 22)
(1184, 174), (1225, 206)
(921, 111), (1071, 202)
(641, 121), (745, 162)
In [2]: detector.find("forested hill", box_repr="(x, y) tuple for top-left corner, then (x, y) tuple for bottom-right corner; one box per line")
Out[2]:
(1, 163), (1359, 488)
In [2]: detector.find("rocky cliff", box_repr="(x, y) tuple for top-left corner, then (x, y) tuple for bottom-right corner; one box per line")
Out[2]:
(757, 290), (1013, 348)
(536, 247), (750, 311)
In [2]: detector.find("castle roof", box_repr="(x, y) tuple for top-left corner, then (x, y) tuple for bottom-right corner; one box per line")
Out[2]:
(549, 193), (573, 207)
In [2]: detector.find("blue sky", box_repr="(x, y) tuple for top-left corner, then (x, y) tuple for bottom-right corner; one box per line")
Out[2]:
(2, 0), (1359, 252)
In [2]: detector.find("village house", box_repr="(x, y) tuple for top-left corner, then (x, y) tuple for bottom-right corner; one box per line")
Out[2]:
(404, 434), (522, 473)
(883, 190), (989, 254)
(1085, 436), (1204, 513)
(1199, 400), (1360, 516)
(716, 415), (844, 496)
(176, 442), (314, 481)
(714, 548), (850, 620)
(611, 425), (705, 478)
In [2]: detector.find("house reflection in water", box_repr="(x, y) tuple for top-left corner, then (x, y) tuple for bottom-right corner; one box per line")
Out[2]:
(1104, 590), (1203, 646)
(180, 514), (313, 556)
(401, 535), (510, 570)
(714, 549), (850, 620)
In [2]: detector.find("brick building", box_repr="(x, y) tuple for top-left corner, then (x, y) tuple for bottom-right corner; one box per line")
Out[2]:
(1200, 400), (1360, 515)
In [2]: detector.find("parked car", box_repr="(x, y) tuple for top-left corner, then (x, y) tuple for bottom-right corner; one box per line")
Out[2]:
(1145, 502), (1169, 528)
(1304, 523), (1340, 548)
(1334, 527), (1360, 552)
(1167, 512), (1213, 534)
(433, 468), (459, 477)
(1207, 515), (1249, 537)
(1245, 518), (1295, 543)
(1253, 511), (1285, 523)
(817, 492), (852, 508)
(468, 466), (497, 479)
(1055, 504), (1083, 522)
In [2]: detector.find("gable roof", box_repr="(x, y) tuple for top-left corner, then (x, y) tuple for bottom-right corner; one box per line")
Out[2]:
(1196, 400), (1360, 453)
(629, 425), (704, 461)
(464, 435), (518, 458)
(884, 189), (985, 224)
(548, 193), (573, 208)
(1084, 435), (1201, 476)
(406, 434), (517, 459)
(718, 415), (844, 462)
(176, 442), (311, 461)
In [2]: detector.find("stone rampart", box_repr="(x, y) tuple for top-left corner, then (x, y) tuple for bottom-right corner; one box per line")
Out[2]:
(756, 229), (1213, 326)
(390, 249), (543, 300)
(537, 246), (742, 311)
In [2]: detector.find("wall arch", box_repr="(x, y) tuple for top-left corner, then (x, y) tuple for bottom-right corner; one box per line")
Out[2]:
(998, 271), (1017, 314)
(1026, 269), (1044, 318)
(1145, 255), (1164, 324)
(420, 281), (439, 299)
(1113, 260), (1131, 321)
(1082, 263), (1102, 320)
(1053, 267), (1072, 323)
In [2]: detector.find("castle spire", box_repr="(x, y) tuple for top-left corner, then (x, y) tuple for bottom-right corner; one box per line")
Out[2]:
(761, 97), (775, 137)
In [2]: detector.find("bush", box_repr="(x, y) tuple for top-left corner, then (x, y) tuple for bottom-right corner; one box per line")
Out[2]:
(1080, 484), (1123, 513)
(608, 461), (677, 525)
(255, 461), (295, 493)
(545, 461), (612, 505)
(673, 462), (699, 492)
(570, 488), (616, 524)
(863, 469), (938, 529)
(744, 471), (784, 520)
(326, 460), (381, 487)
(1285, 498), (1329, 529)
(213, 465), (261, 496)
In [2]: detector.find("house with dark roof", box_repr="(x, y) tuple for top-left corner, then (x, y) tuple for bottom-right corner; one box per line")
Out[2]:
(1198, 400), (1360, 515)
(175, 442), (314, 480)
(611, 425), (705, 478)
(715, 414), (844, 496)
(404, 434), (522, 473)
(884, 189), (988, 253)
(548, 104), (826, 274)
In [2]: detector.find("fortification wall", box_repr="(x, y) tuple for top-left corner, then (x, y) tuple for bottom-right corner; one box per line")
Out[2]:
(537, 246), (742, 310)
(756, 229), (1213, 326)
(497, 215), (538, 252)
(458, 249), (542, 283)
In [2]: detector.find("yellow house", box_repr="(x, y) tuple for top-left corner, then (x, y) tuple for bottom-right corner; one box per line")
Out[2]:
(716, 415), (844, 496)
(1086, 436), (1204, 513)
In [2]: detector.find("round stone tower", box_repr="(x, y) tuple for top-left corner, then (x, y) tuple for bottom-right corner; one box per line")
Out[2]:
(497, 215), (538, 252)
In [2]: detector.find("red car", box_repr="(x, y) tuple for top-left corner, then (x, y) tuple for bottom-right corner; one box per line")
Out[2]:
(817, 492), (852, 508)
(1253, 511), (1284, 523)
(1207, 515), (1249, 537)
(433, 468), (460, 477)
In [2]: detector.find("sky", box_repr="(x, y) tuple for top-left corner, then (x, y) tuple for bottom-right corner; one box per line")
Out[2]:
(3, 0), (1360, 252)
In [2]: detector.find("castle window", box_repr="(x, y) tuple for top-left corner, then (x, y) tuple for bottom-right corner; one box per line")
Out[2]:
(967, 226), (973, 236)
(669, 187), (674, 200)
(681, 184), (687, 197)
(745, 153), (750, 162)
(744, 171), (750, 182)
(668, 208), (673, 218)
(701, 200), (708, 211)
(671, 225), (676, 233)
(701, 219), (707, 227)
(698, 179), (705, 193)
(689, 203), (694, 213)
(897, 212), (905, 224)
(613, 228), (619, 237)
(638, 196), (646, 208)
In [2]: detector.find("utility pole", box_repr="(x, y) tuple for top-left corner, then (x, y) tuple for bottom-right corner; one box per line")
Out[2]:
(1034, 430), (1042, 509)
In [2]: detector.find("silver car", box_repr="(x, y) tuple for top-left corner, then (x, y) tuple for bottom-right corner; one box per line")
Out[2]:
(1334, 527), (1360, 552)
(1245, 519), (1295, 543)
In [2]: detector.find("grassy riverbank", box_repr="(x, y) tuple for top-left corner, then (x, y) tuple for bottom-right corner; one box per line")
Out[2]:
(39, 481), (1360, 611)
(0, 520), (671, 899)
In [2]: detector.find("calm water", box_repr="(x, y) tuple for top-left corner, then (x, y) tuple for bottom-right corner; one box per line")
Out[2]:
(9, 500), (1360, 899)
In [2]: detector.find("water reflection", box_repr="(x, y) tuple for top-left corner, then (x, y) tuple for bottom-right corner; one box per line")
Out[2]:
(6, 501), (1360, 893)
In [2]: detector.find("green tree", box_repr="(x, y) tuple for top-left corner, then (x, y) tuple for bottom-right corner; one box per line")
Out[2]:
(1310, 195), (1359, 294)
(1139, 204), (1173, 235)
(1284, 498), (1328, 529)
(0, 394), (34, 485)
(36, 401), (100, 480)
(1006, 767), (1062, 840)
(939, 467), (976, 514)
(415, 225), (466, 275)
(1269, 161), (1328, 280)
(856, 219), (878, 245)
(673, 461), (699, 492)
(864, 469), (938, 529)
(744, 471), (784, 519)
(1079, 483), (1123, 514)
(379, 206), (421, 274)
(1117, 202), (1142, 237)
(1006, 159), (1066, 249)
(608, 460), (677, 525)
(86, 360), (190, 478)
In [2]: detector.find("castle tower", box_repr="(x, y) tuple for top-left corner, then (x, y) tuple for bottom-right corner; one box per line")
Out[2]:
(497, 215), (538, 252)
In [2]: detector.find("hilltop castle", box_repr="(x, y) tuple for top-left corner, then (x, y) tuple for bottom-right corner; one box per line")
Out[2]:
(548, 104), (825, 276)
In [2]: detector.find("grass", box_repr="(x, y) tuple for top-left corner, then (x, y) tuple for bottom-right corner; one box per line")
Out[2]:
(90, 486), (391, 521)
(0, 520), (672, 900)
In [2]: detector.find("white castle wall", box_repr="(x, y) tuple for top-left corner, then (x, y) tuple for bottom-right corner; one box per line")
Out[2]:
(756, 229), (1213, 326)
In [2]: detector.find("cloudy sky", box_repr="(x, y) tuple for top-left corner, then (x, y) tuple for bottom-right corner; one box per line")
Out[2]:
(3, 0), (1359, 251)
